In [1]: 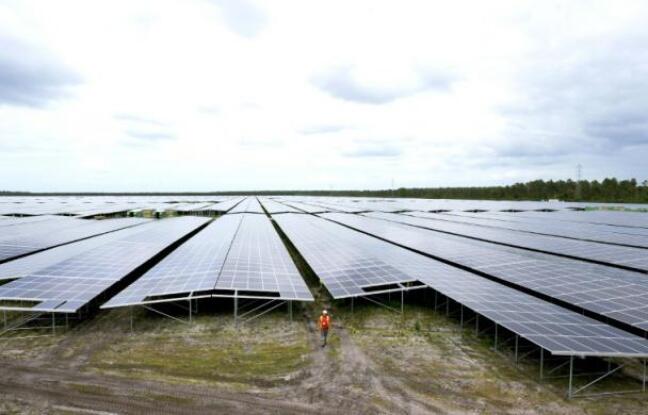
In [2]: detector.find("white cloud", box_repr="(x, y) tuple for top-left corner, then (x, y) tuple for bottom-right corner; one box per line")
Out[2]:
(0, 0), (647, 191)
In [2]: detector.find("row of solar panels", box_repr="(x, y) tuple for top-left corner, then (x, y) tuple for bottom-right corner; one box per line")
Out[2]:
(1, 201), (648, 359)
(3, 195), (647, 217)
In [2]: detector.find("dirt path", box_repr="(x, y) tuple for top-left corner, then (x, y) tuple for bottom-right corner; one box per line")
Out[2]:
(0, 357), (321, 415)
(283, 317), (452, 414)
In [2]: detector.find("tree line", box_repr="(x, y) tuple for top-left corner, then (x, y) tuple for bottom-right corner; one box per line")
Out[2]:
(1, 178), (648, 203)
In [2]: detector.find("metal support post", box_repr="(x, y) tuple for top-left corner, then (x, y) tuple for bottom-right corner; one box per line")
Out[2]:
(643, 359), (647, 393)
(401, 289), (404, 315)
(434, 291), (438, 310)
(539, 348), (544, 380)
(189, 299), (193, 323)
(234, 296), (238, 326)
(494, 324), (498, 351)
(460, 305), (464, 329)
(130, 307), (134, 333)
(475, 315), (479, 336)
(568, 356), (575, 399)
(351, 297), (354, 314)
(514, 335), (519, 365)
(3, 310), (6, 328)
(51, 313), (55, 335)
(65, 313), (69, 329)
(289, 301), (293, 322)
(445, 297), (449, 316)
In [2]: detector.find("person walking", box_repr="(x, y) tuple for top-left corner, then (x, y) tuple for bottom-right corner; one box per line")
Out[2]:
(318, 309), (331, 347)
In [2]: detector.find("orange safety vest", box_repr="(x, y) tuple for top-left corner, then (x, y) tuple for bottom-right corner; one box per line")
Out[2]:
(319, 315), (330, 330)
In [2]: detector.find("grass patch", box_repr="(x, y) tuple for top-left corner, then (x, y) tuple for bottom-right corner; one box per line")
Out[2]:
(90, 314), (311, 386)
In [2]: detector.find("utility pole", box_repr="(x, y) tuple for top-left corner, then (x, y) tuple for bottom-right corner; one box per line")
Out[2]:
(575, 164), (582, 200)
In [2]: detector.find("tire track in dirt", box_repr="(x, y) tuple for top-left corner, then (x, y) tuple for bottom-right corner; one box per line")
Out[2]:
(0, 358), (320, 415)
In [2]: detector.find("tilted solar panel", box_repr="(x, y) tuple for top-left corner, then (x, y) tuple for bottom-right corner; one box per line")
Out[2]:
(103, 214), (312, 308)
(0, 217), (150, 262)
(258, 198), (301, 214)
(0, 216), (209, 313)
(430, 212), (648, 248)
(214, 214), (312, 299)
(0, 223), (154, 281)
(366, 212), (648, 273)
(280, 214), (648, 357)
(321, 213), (648, 333)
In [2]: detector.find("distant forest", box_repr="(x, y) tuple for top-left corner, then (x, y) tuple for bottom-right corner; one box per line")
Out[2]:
(2, 178), (648, 203)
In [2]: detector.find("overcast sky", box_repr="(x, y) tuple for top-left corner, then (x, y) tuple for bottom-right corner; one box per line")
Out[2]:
(1, 0), (647, 192)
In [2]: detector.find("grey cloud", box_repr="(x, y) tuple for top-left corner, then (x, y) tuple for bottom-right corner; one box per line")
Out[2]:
(503, 33), (648, 155)
(584, 113), (648, 146)
(312, 66), (454, 104)
(210, 0), (266, 38)
(126, 131), (175, 141)
(0, 34), (81, 107)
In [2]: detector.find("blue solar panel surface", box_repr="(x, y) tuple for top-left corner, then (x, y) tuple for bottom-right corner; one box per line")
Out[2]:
(0, 217), (208, 313)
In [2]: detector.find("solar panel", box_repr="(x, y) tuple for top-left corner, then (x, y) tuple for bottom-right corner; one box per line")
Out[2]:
(488, 210), (648, 229)
(214, 214), (312, 299)
(196, 197), (245, 213)
(274, 200), (329, 214)
(0, 225), (153, 281)
(365, 212), (648, 273)
(461, 211), (648, 238)
(102, 215), (242, 307)
(0, 216), (209, 313)
(273, 214), (426, 298)
(258, 198), (301, 214)
(0, 218), (150, 262)
(415, 258), (648, 357)
(320, 213), (648, 334)
(431, 212), (648, 248)
(227, 197), (266, 214)
(103, 214), (312, 308)
(278, 213), (648, 357)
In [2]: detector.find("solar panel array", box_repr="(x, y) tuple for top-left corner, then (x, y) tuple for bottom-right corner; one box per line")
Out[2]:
(228, 197), (265, 214)
(489, 210), (648, 229)
(0, 217), (149, 262)
(0, 216), (209, 313)
(416, 259), (648, 357)
(276, 214), (648, 357)
(0, 227), (152, 282)
(430, 212), (648, 248)
(273, 213), (422, 298)
(366, 212), (648, 273)
(320, 213), (648, 333)
(103, 214), (312, 308)
(258, 198), (301, 214)
(274, 199), (330, 214)
(452, 211), (648, 238)
(213, 214), (312, 299)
